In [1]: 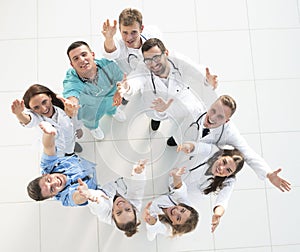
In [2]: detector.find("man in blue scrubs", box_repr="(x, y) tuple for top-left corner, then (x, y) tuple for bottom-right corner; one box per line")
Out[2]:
(27, 122), (98, 206)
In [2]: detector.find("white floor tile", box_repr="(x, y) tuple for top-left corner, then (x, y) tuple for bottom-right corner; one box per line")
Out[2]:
(0, 0), (36, 40)
(214, 189), (271, 249)
(198, 31), (254, 81)
(247, 0), (300, 29)
(0, 40), (38, 92)
(40, 201), (99, 252)
(261, 132), (299, 187)
(38, 0), (90, 37)
(195, 0), (249, 31)
(251, 29), (300, 79)
(267, 187), (300, 245)
(256, 79), (300, 132)
(143, 0), (197, 33)
(0, 145), (40, 202)
(0, 203), (40, 252)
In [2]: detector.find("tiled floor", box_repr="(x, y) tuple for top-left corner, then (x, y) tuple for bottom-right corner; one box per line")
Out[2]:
(0, 0), (299, 251)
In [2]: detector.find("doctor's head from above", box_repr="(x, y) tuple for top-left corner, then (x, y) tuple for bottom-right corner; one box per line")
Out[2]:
(142, 38), (170, 79)
(118, 8), (144, 49)
(204, 148), (245, 195)
(112, 194), (141, 237)
(27, 173), (67, 201)
(203, 95), (237, 129)
(67, 41), (97, 81)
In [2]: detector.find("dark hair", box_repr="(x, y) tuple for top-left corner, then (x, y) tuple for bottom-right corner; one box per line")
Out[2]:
(218, 95), (237, 116)
(203, 149), (244, 195)
(159, 203), (199, 237)
(141, 38), (166, 54)
(27, 176), (49, 201)
(67, 41), (92, 59)
(119, 8), (143, 27)
(23, 84), (64, 110)
(112, 203), (141, 237)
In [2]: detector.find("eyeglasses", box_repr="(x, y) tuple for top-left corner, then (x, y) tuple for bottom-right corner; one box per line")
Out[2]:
(143, 52), (164, 65)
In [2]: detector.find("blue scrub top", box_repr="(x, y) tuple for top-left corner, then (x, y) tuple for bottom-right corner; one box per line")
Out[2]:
(63, 58), (123, 129)
(40, 154), (98, 206)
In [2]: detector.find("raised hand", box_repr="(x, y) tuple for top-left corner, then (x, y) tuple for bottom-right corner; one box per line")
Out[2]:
(56, 95), (80, 118)
(101, 19), (117, 39)
(267, 168), (291, 192)
(116, 73), (129, 97)
(11, 99), (25, 115)
(206, 67), (218, 90)
(39, 121), (57, 135)
(177, 142), (195, 154)
(142, 201), (157, 225)
(77, 178), (103, 203)
(151, 97), (174, 112)
(211, 214), (221, 233)
(113, 90), (123, 106)
(169, 167), (186, 178)
(132, 159), (148, 175)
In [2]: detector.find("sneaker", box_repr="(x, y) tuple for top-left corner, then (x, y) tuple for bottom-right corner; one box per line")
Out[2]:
(90, 126), (104, 140)
(151, 119), (161, 131)
(74, 142), (83, 153)
(167, 136), (177, 146)
(121, 98), (129, 105)
(112, 107), (126, 122)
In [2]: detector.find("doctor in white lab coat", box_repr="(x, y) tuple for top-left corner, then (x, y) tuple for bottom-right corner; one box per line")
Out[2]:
(77, 160), (147, 237)
(117, 38), (217, 144)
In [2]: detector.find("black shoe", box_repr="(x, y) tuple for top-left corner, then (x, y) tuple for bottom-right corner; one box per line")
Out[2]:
(167, 137), (177, 146)
(121, 98), (129, 105)
(74, 142), (83, 153)
(151, 119), (161, 131)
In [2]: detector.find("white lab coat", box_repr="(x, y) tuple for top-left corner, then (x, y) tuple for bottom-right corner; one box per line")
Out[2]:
(191, 120), (272, 180)
(87, 171), (146, 226)
(23, 106), (79, 157)
(146, 182), (193, 241)
(124, 52), (208, 143)
(183, 160), (236, 212)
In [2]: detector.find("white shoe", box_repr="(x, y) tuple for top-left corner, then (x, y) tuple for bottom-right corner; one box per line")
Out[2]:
(90, 126), (104, 140)
(112, 107), (126, 122)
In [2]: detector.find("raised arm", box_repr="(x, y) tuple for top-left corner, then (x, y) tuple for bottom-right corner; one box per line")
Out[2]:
(170, 167), (186, 189)
(57, 95), (80, 118)
(11, 99), (31, 125)
(267, 168), (291, 192)
(39, 121), (57, 156)
(211, 205), (225, 233)
(102, 19), (117, 53)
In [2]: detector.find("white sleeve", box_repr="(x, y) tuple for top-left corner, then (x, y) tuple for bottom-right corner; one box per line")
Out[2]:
(146, 220), (170, 241)
(213, 177), (236, 210)
(87, 189), (113, 225)
(102, 37), (122, 60)
(22, 110), (41, 128)
(222, 123), (272, 180)
(126, 169), (146, 212)
(168, 182), (191, 205)
(189, 141), (214, 159)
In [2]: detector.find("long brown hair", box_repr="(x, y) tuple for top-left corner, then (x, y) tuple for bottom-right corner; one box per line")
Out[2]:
(112, 201), (141, 237)
(203, 149), (244, 195)
(159, 203), (199, 237)
(23, 84), (64, 110)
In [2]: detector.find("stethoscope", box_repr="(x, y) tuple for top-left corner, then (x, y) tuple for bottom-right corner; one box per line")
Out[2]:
(127, 34), (148, 68)
(186, 111), (225, 147)
(78, 63), (114, 86)
(150, 59), (183, 94)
